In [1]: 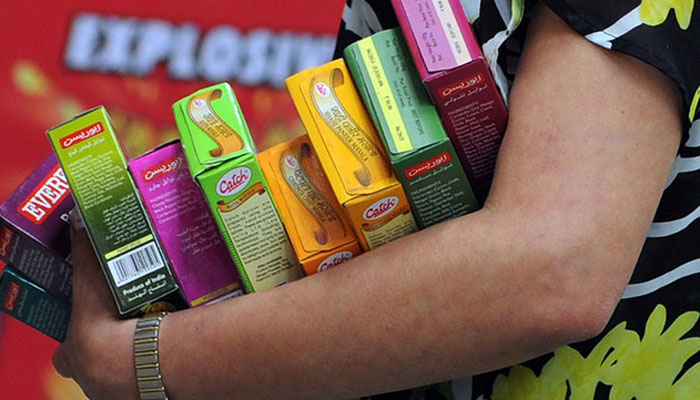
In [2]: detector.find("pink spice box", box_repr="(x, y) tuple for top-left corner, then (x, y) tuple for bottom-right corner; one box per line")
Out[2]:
(391, 0), (508, 203)
(130, 141), (245, 307)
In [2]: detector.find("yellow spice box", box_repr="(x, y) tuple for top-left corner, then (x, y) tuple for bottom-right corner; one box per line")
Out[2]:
(286, 59), (418, 251)
(259, 135), (362, 275)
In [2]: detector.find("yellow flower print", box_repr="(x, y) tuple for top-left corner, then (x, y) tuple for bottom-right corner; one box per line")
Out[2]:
(640, 0), (694, 30)
(603, 305), (700, 399)
(490, 304), (700, 400)
(690, 84), (700, 121)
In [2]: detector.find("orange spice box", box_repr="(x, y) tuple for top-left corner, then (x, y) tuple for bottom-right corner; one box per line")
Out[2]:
(286, 59), (418, 251)
(258, 135), (362, 275)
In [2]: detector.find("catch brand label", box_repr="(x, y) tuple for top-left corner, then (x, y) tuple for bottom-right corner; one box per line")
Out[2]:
(0, 226), (15, 258)
(363, 196), (398, 221)
(217, 167), (252, 197)
(317, 251), (353, 272)
(60, 122), (104, 149)
(143, 156), (185, 182)
(18, 165), (71, 224)
(3, 282), (21, 311)
(405, 151), (451, 179)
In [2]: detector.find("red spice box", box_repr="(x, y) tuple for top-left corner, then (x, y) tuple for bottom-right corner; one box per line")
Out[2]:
(391, 0), (508, 203)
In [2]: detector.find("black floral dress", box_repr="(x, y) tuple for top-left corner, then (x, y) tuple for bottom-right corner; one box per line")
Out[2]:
(335, 1), (700, 399)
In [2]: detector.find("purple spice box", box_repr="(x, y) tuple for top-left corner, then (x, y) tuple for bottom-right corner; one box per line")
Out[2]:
(0, 153), (73, 302)
(129, 141), (245, 307)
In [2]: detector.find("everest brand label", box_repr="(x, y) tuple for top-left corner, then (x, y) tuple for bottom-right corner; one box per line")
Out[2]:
(317, 251), (353, 272)
(217, 167), (252, 197)
(405, 151), (451, 179)
(401, 0), (471, 72)
(17, 166), (71, 224)
(142, 156), (185, 182)
(363, 196), (399, 221)
(0, 226), (14, 258)
(3, 282), (21, 311)
(60, 122), (104, 149)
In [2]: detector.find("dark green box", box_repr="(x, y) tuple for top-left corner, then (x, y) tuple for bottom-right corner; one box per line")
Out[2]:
(345, 29), (478, 229)
(0, 266), (70, 342)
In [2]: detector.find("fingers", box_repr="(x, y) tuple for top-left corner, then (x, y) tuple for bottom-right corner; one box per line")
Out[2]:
(52, 345), (73, 378)
(69, 208), (85, 231)
(69, 208), (119, 318)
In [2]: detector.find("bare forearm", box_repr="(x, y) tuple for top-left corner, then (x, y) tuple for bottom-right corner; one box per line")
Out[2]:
(158, 208), (589, 399)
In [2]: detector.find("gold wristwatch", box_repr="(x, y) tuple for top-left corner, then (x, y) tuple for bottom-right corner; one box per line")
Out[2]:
(134, 312), (170, 400)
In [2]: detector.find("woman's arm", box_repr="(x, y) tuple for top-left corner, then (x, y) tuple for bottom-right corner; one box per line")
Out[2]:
(54, 5), (683, 400)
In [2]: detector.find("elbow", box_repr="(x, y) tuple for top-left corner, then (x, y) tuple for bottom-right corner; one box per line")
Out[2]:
(512, 224), (638, 346)
(533, 282), (619, 345)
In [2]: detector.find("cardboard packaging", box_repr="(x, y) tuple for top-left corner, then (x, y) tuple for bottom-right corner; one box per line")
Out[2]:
(286, 59), (418, 251)
(130, 141), (245, 307)
(0, 266), (71, 342)
(392, 0), (508, 203)
(0, 154), (73, 302)
(345, 28), (479, 229)
(47, 107), (178, 315)
(173, 83), (302, 293)
(259, 135), (362, 275)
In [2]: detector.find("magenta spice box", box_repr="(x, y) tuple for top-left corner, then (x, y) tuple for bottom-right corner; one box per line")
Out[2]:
(0, 153), (73, 302)
(130, 141), (245, 307)
(392, 0), (508, 203)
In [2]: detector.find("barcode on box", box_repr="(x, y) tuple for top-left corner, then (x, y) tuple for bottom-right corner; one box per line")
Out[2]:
(107, 242), (164, 286)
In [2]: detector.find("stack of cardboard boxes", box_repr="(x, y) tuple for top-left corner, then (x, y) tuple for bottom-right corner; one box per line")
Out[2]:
(1, 0), (508, 345)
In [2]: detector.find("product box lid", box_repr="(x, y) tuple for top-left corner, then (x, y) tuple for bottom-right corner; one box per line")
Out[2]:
(286, 59), (396, 204)
(259, 135), (358, 256)
(0, 153), (73, 259)
(392, 0), (482, 78)
(344, 28), (448, 160)
(173, 83), (256, 179)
